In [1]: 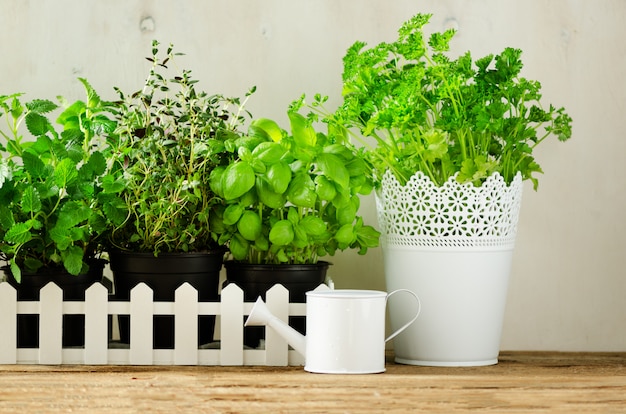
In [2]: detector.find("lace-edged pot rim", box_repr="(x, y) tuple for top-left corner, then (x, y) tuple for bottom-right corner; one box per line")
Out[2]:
(375, 170), (523, 250)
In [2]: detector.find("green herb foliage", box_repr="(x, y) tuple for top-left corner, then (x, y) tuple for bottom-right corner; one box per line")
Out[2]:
(0, 80), (123, 282)
(326, 13), (572, 189)
(209, 102), (380, 264)
(107, 41), (255, 255)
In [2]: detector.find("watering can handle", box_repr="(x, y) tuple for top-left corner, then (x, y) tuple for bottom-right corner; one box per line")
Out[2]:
(384, 289), (421, 343)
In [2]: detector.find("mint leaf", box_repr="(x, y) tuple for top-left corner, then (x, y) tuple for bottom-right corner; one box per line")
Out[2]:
(21, 187), (42, 213)
(21, 151), (47, 179)
(53, 158), (78, 188)
(62, 245), (84, 276)
(26, 99), (58, 114)
(9, 260), (21, 283)
(102, 196), (129, 226)
(4, 221), (33, 244)
(54, 201), (91, 229)
(56, 100), (86, 130)
(25, 112), (51, 136)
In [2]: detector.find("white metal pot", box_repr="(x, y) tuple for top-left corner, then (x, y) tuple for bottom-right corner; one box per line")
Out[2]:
(376, 170), (523, 366)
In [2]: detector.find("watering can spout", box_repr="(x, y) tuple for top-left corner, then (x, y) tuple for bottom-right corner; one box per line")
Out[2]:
(245, 297), (307, 356)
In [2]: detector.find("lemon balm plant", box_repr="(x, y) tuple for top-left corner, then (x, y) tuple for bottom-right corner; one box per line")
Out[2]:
(0, 80), (122, 282)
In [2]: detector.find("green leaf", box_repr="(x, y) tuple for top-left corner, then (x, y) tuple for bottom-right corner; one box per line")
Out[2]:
(256, 177), (286, 209)
(286, 174), (316, 208)
(229, 234), (249, 261)
(26, 99), (58, 114)
(9, 260), (21, 284)
(101, 175), (127, 194)
(89, 212), (108, 233)
(288, 112), (316, 147)
(53, 158), (78, 188)
(49, 227), (74, 250)
(56, 100), (86, 129)
(299, 216), (327, 236)
(223, 204), (244, 226)
(9, 96), (24, 119)
(54, 201), (91, 229)
(62, 245), (84, 276)
(249, 118), (283, 142)
(21, 187), (42, 213)
(78, 77), (102, 109)
(237, 210), (262, 241)
(422, 129), (448, 162)
(90, 115), (117, 135)
(22, 151), (46, 178)
(208, 167), (225, 198)
(269, 220), (294, 246)
(314, 176), (337, 201)
(222, 162), (256, 200)
(315, 153), (350, 189)
(252, 141), (287, 164)
(102, 196), (128, 226)
(335, 224), (356, 246)
(25, 112), (51, 136)
(0, 205), (15, 230)
(356, 224), (381, 249)
(336, 201), (357, 225)
(4, 221), (33, 244)
(82, 151), (107, 177)
(266, 162), (292, 194)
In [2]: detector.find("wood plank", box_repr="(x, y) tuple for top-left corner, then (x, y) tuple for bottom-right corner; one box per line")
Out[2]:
(0, 352), (624, 412)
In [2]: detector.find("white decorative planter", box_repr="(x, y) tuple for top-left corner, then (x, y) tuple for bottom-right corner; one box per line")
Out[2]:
(376, 170), (523, 366)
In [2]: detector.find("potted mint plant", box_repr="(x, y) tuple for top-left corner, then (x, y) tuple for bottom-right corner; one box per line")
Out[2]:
(106, 41), (254, 348)
(210, 102), (380, 347)
(320, 13), (573, 366)
(0, 79), (123, 347)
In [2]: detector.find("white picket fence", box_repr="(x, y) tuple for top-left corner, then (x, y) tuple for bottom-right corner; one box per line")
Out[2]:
(0, 281), (328, 366)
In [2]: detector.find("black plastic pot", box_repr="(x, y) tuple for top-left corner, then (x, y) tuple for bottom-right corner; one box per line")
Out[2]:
(110, 250), (224, 349)
(224, 261), (329, 349)
(3, 260), (106, 348)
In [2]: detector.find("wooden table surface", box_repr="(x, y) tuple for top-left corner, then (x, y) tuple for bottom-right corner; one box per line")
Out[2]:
(0, 352), (625, 413)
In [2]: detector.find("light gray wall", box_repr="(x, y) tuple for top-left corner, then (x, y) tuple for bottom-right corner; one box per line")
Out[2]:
(2, 0), (624, 351)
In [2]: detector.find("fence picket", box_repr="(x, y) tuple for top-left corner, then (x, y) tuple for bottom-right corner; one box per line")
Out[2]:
(0, 283), (17, 364)
(39, 282), (63, 364)
(175, 283), (198, 365)
(85, 283), (109, 364)
(220, 283), (244, 365)
(266, 284), (290, 366)
(130, 283), (153, 365)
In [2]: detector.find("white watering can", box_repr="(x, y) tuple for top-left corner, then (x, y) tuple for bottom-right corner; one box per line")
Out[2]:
(245, 289), (421, 374)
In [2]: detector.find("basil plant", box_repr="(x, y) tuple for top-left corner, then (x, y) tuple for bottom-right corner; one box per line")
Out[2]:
(210, 107), (380, 265)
